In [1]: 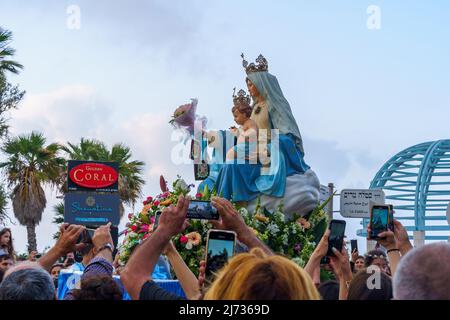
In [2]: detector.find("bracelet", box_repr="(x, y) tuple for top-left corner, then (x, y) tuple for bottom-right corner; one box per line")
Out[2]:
(387, 248), (400, 254)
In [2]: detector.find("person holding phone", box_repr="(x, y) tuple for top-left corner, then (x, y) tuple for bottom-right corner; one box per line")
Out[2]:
(305, 224), (353, 300)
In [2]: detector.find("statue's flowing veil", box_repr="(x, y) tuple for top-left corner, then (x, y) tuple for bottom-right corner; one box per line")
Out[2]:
(247, 71), (305, 154)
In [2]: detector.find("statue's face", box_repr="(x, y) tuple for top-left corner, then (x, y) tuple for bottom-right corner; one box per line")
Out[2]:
(246, 79), (260, 99)
(233, 109), (247, 125)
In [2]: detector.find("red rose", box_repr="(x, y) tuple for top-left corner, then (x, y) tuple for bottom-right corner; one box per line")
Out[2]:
(147, 196), (153, 202)
(180, 235), (188, 244)
(195, 193), (202, 199)
(142, 201), (147, 205)
(153, 200), (160, 207)
(143, 233), (150, 240)
(130, 225), (137, 232)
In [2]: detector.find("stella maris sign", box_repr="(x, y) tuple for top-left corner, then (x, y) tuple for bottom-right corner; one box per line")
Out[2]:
(69, 162), (118, 189)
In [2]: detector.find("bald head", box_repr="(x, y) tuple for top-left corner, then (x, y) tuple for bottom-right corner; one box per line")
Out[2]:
(393, 242), (450, 300)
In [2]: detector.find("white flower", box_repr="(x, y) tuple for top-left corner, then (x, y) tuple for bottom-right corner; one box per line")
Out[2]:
(239, 207), (249, 218)
(267, 223), (280, 235)
(282, 234), (289, 246)
(185, 242), (193, 250)
(292, 257), (304, 266)
(175, 179), (189, 192)
(128, 232), (138, 239)
(274, 211), (285, 221)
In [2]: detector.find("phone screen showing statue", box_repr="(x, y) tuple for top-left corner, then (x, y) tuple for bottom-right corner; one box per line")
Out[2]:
(327, 221), (346, 256)
(187, 201), (219, 220)
(371, 207), (389, 238)
(205, 233), (235, 278)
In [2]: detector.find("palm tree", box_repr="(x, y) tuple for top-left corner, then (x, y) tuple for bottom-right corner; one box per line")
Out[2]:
(0, 132), (65, 251)
(52, 202), (64, 240)
(61, 139), (145, 219)
(0, 28), (23, 77)
(0, 184), (8, 225)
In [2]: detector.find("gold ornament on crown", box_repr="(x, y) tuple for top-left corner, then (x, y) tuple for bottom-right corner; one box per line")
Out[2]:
(232, 87), (251, 106)
(241, 53), (268, 74)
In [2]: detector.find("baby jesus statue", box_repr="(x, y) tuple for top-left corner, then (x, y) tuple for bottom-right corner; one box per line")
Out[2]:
(226, 89), (259, 163)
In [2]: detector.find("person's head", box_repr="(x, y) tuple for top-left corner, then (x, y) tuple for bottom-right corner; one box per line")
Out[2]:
(347, 269), (393, 300)
(0, 228), (14, 254)
(0, 254), (13, 273)
(232, 104), (252, 126)
(394, 242), (450, 300)
(318, 280), (339, 300)
(204, 248), (320, 300)
(78, 243), (95, 264)
(354, 255), (365, 272)
(365, 250), (388, 273)
(64, 252), (76, 267)
(50, 263), (64, 280)
(71, 274), (122, 300)
(0, 262), (56, 300)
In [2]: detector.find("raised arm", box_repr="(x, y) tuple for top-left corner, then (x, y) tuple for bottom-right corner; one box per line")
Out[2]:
(121, 196), (189, 300)
(304, 229), (330, 279)
(163, 241), (201, 300)
(211, 197), (273, 256)
(39, 224), (85, 272)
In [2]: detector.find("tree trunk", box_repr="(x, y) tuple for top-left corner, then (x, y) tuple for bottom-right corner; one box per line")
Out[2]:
(26, 222), (37, 252)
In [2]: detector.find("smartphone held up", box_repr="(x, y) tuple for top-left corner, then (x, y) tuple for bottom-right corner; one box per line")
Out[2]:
(327, 219), (346, 257)
(368, 205), (392, 240)
(187, 200), (219, 220)
(205, 229), (236, 278)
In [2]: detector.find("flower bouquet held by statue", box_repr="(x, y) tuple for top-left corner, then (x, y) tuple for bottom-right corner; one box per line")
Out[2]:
(169, 98), (207, 136)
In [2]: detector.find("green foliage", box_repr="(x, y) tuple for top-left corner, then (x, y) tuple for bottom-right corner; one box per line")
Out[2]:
(0, 28), (24, 76)
(0, 131), (65, 250)
(52, 202), (64, 240)
(0, 183), (8, 225)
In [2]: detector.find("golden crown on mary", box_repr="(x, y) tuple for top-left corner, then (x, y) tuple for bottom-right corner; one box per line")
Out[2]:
(241, 53), (268, 74)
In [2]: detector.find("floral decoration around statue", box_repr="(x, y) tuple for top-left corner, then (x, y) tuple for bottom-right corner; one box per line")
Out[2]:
(118, 176), (329, 276)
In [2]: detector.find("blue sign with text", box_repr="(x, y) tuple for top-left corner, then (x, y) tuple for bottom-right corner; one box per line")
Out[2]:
(64, 192), (120, 226)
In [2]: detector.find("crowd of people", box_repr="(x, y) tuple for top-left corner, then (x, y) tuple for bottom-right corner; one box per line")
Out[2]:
(0, 196), (449, 300)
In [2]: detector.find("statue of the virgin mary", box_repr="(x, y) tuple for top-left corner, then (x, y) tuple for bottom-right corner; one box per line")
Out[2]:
(200, 54), (320, 217)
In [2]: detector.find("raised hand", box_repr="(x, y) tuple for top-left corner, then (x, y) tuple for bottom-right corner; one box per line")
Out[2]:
(158, 195), (190, 237)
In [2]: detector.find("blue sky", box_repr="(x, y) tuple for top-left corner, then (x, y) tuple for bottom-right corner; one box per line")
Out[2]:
(1, 0), (449, 253)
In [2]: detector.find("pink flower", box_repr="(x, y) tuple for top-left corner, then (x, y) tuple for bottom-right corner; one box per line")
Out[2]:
(186, 232), (201, 246)
(150, 216), (156, 224)
(124, 230), (128, 236)
(130, 225), (137, 232)
(153, 200), (160, 207)
(146, 196), (153, 202)
(138, 224), (150, 234)
(195, 193), (203, 199)
(143, 233), (150, 240)
(128, 213), (133, 220)
(142, 201), (147, 205)
(180, 235), (189, 244)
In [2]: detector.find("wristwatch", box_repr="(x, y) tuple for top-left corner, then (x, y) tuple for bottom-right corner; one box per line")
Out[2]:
(97, 243), (114, 254)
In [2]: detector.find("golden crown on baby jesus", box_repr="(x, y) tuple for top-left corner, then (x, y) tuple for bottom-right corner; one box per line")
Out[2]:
(232, 87), (251, 106)
(241, 53), (268, 74)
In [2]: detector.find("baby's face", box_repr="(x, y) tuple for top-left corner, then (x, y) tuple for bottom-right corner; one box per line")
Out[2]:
(233, 109), (247, 125)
